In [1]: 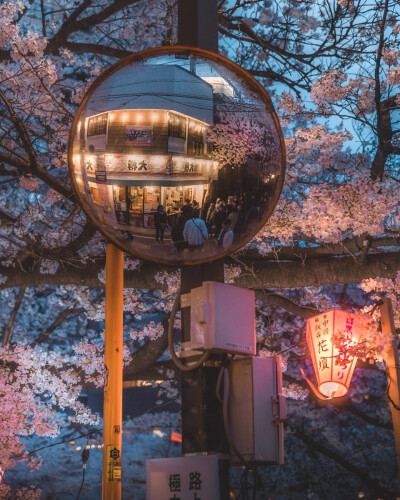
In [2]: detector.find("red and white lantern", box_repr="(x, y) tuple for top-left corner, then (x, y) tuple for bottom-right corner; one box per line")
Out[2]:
(303, 309), (362, 399)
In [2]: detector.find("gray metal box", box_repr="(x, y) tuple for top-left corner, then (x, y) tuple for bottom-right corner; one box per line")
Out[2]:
(228, 356), (285, 464)
(187, 281), (256, 355)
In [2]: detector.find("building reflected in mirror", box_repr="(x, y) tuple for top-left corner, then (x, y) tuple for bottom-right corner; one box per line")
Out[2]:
(70, 48), (285, 264)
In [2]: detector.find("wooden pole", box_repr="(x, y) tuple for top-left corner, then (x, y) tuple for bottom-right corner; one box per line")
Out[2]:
(102, 244), (124, 500)
(380, 298), (400, 480)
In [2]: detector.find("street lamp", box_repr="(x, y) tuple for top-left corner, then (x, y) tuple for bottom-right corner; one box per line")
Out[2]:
(301, 309), (363, 399)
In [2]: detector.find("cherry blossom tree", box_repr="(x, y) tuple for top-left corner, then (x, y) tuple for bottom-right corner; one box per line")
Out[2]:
(0, 0), (399, 498)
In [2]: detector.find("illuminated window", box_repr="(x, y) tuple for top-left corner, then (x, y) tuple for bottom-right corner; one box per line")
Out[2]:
(191, 140), (204, 156)
(89, 187), (100, 204)
(168, 112), (186, 139)
(87, 113), (108, 137)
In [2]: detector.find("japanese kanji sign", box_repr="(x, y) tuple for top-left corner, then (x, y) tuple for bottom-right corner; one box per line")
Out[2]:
(306, 309), (362, 398)
(125, 125), (153, 145)
(146, 455), (219, 500)
(106, 444), (121, 482)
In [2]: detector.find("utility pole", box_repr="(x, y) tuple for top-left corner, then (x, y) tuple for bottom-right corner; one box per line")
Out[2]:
(102, 244), (124, 500)
(178, 0), (218, 52)
(180, 262), (230, 499)
(380, 298), (400, 481)
(177, 2), (230, 498)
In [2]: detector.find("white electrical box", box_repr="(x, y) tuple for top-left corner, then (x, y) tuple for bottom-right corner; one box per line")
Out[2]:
(186, 281), (256, 356)
(228, 356), (285, 464)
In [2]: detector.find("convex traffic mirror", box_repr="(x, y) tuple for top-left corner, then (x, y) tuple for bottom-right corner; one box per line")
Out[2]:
(68, 47), (285, 265)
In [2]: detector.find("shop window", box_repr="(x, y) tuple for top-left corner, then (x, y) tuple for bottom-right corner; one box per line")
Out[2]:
(144, 187), (161, 211)
(165, 187), (184, 211)
(90, 187), (100, 204)
(87, 113), (108, 137)
(127, 186), (144, 227)
(191, 140), (204, 156)
(127, 187), (144, 209)
(168, 113), (186, 139)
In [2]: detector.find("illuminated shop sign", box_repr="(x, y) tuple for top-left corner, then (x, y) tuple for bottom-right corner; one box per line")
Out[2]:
(125, 125), (153, 146)
(82, 154), (218, 177)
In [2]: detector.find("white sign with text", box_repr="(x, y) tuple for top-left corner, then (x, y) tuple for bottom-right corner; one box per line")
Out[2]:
(146, 454), (219, 500)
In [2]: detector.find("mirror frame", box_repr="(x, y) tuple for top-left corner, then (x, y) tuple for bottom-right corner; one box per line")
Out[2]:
(68, 45), (286, 266)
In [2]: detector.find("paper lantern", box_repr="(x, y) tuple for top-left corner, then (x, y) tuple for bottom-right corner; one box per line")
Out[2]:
(303, 309), (362, 399)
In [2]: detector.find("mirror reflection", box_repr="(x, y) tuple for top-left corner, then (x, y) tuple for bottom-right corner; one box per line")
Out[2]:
(69, 48), (285, 264)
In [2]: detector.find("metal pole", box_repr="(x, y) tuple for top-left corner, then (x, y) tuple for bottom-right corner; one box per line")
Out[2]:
(177, 2), (230, 498)
(380, 298), (400, 480)
(178, 0), (218, 51)
(181, 262), (230, 500)
(102, 244), (124, 500)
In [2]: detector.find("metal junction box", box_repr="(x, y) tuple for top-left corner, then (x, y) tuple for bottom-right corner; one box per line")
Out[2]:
(228, 356), (285, 464)
(187, 281), (256, 356)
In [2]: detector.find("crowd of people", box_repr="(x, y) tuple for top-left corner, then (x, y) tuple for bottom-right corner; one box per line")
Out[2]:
(154, 194), (263, 254)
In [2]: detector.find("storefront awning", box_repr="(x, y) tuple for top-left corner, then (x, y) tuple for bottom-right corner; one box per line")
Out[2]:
(87, 175), (210, 187)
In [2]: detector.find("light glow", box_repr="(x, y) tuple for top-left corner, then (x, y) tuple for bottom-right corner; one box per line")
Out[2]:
(303, 310), (362, 399)
(153, 428), (166, 438)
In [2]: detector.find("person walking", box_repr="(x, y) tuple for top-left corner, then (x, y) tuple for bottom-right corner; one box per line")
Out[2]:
(228, 205), (238, 231)
(213, 202), (227, 238)
(217, 218), (234, 249)
(206, 202), (216, 232)
(154, 204), (167, 243)
(171, 215), (188, 253)
(183, 208), (208, 251)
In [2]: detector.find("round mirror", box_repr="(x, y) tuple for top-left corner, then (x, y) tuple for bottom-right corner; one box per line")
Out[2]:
(68, 47), (285, 265)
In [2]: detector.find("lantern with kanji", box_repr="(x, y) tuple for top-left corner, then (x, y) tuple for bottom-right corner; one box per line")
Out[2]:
(302, 309), (362, 399)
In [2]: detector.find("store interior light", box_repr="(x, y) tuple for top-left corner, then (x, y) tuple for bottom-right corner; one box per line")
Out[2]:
(170, 431), (182, 443)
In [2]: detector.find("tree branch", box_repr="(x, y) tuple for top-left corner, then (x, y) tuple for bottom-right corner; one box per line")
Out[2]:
(2, 286), (26, 345)
(255, 290), (320, 318)
(292, 427), (394, 500)
(63, 41), (132, 59)
(47, 0), (142, 51)
(31, 302), (84, 347)
(123, 318), (169, 380)
(1, 250), (400, 291)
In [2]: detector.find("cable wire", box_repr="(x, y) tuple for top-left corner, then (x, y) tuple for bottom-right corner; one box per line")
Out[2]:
(77, 437), (90, 499)
(168, 290), (210, 372)
(219, 360), (260, 500)
(222, 365), (249, 468)
(76, 468), (85, 500)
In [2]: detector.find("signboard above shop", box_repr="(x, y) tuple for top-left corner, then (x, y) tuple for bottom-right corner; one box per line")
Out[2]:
(82, 154), (216, 177)
(125, 125), (154, 146)
(68, 46), (285, 265)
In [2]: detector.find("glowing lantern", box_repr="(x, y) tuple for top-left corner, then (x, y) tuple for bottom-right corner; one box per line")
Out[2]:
(302, 309), (362, 399)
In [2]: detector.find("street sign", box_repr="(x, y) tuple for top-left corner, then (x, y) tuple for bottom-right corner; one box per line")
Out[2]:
(68, 46), (285, 265)
(146, 454), (219, 499)
(106, 444), (122, 482)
